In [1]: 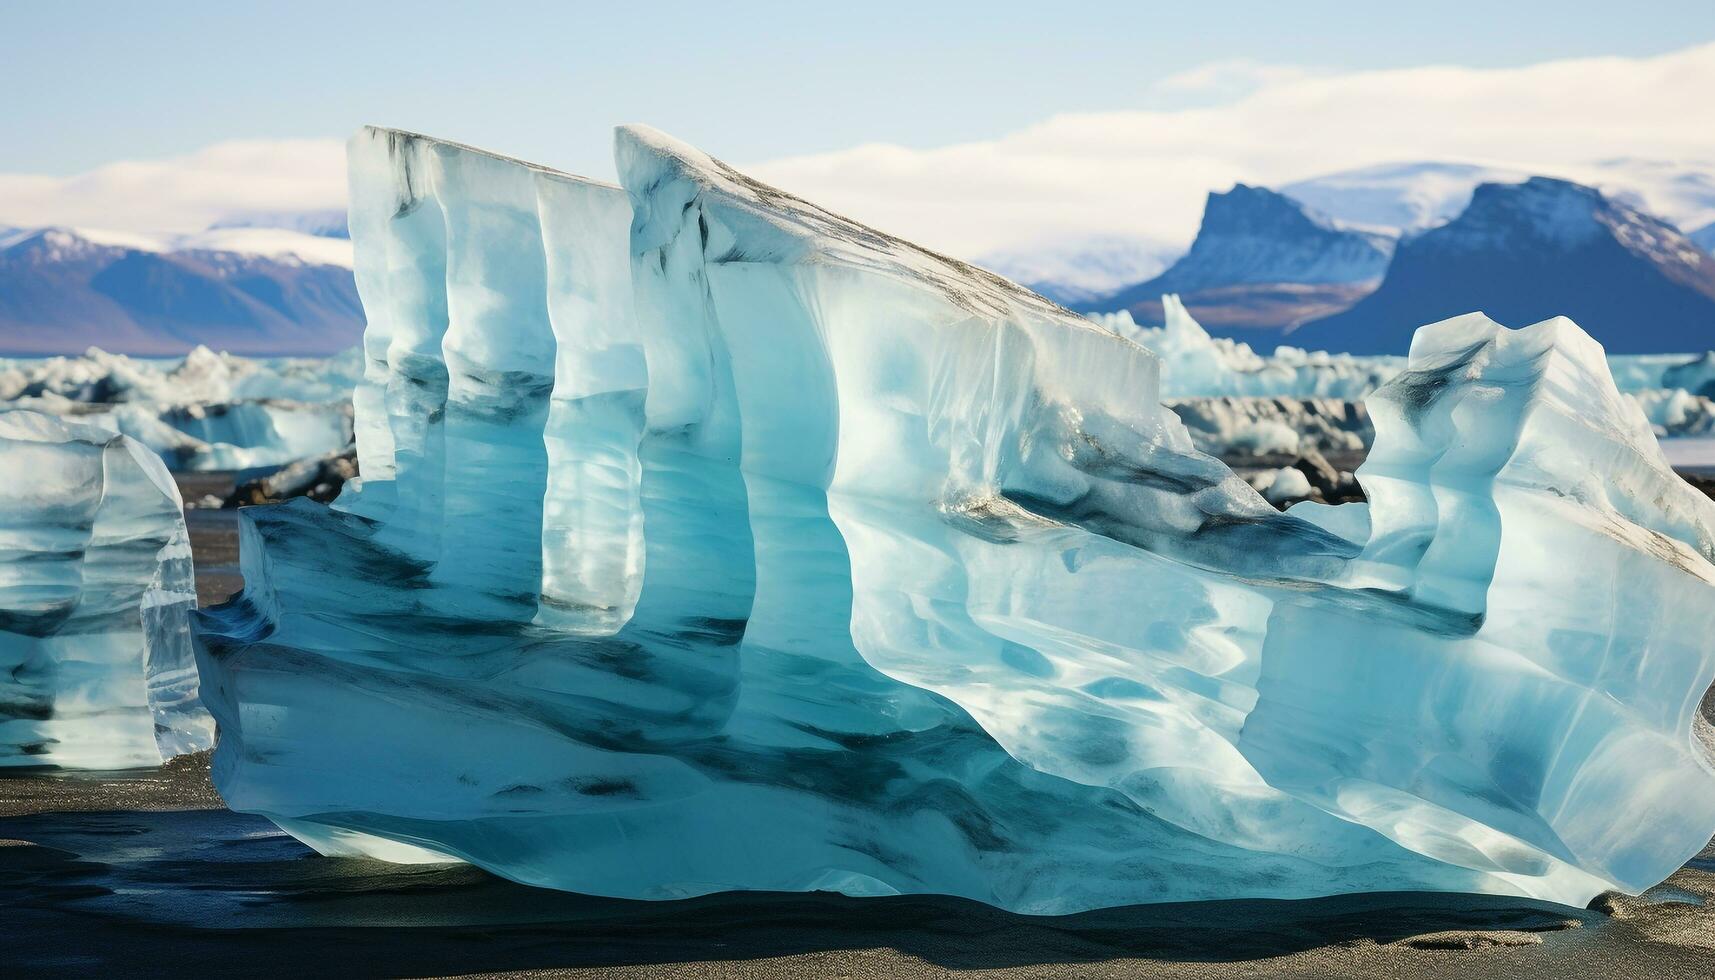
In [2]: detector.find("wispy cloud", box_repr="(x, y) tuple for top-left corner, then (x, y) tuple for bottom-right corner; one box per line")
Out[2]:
(747, 42), (1715, 254)
(4, 43), (1712, 256)
(0, 139), (346, 234)
(1145, 59), (1330, 106)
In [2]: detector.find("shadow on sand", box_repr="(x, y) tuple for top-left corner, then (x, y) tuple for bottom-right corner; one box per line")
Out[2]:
(1, 806), (1640, 978)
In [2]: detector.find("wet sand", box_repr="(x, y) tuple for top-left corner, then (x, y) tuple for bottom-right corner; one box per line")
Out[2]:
(2, 750), (1712, 978)
(0, 751), (221, 817)
(176, 471), (244, 606)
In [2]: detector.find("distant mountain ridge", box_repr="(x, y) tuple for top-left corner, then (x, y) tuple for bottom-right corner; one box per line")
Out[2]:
(7, 171), (1715, 357)
(1281, 162), (1529, 234)
(1117, 184), (1394, 292)
(208, 208), (351, 239)
(1088, 184), (1393, 337)
(978, 235), (1179, 306)
(1291, 177), (1715, 354)
(1281, 159), (1715, 238)
(1693, 222), (1715, 254)
(0, 226), (363, 356)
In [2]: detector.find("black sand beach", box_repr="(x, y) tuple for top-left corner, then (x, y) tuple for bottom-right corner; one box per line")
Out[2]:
(176, 472), (244, 607)
(2, 758), (1712, 979)
(2, 474), (1713, 978)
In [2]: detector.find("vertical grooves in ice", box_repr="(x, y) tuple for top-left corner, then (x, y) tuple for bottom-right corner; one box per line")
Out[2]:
(187, 124), (1715, 913)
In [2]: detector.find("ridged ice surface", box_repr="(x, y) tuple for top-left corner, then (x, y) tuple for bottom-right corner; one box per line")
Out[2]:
(194, 126), (1715, 913)
(1, 411), (210, 768)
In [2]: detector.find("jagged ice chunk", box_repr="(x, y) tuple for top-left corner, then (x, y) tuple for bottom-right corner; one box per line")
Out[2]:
(1, 411), (210, 768)
(193, 126), (1715, 913)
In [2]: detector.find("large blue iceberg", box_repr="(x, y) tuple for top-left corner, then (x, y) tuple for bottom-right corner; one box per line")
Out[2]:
(1, 411), (210, 768)
(194, 126), (1715, 913)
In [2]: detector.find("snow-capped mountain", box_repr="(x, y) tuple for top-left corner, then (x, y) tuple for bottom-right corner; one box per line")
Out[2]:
(0, 226), (362, 356)
(36, 224), (357, 268)
(208, 207), (351, 239)
(1089, 184), (1393, 337)
(1123, 184), (1395, 291)
(1283, 159), (1715, 239)
(1585, 157), (1715, 237)
(1292, 177), (1715, 354)
(1692, 221), (1715, 255)
(978, 235), (1180, 306)
(1282, 162), (1530, 235)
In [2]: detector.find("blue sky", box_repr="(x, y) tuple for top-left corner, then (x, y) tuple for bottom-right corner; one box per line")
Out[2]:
(4, 3), (1713, 256)
(5, 1), (1713, 178)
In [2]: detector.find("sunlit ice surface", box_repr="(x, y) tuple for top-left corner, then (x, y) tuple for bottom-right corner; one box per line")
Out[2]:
(1, 411), (211, 768)
(194, 126), (1715, 914)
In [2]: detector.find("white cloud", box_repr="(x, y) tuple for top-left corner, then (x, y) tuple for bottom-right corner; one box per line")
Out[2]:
(0, 138), (346, 234)
(746, 42), (1715, 255)
(1145, 59), (1328, 105)
(4, 43), (1712, 258)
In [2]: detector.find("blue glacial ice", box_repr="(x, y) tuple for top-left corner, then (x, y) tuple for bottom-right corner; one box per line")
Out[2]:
(0, 345), (360, 471)
(193, 126), (1715, 913)
(1093, 298), (1402, 400)
(1098, 298), (1715, 457)
(1, 411), (211, 768)
(1097, 295), (1715, 407)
